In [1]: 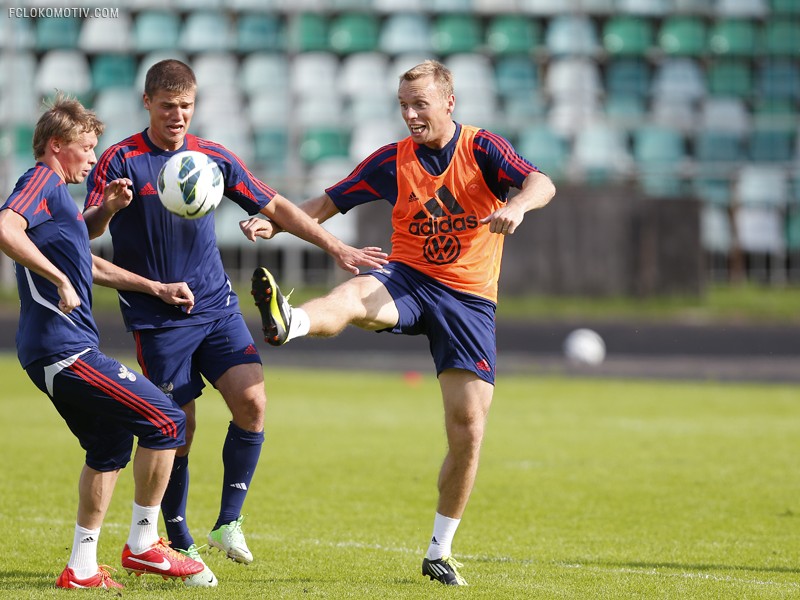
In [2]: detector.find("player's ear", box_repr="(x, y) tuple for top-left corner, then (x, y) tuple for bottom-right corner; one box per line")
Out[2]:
(142, 93), (151, 110)
(49, 137), (61, 154)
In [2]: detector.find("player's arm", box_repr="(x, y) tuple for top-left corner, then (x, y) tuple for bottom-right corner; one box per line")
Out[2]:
(480, 171), (556, 235)
(83, 178), (133, 239)
(239, 193), (339, 241)
(91, 254), (195, 313)
(0, 209), (80, 313)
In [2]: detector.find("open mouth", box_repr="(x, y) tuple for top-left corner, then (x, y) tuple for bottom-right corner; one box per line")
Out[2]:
(409, 125), (425, 135)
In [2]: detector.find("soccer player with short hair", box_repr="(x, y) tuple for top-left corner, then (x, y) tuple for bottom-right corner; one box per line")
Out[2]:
(243, 60), (556, 586)
(0, 93), (203, 589)
(83, 59), (387, 587)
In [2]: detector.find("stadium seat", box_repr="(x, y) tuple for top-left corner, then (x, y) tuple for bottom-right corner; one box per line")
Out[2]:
(349, 119), (406, 161)
(632, 126), (689, 198)
(605, 58), (651, 97)
(296, 95), (344, 126)
(35, 50), (92, 97)
(474, 0), (518, 13)
(708, 18), (760, 56)
(136, 51), (190, 92)
(658, 16), (707, 56)
(651, 98), (697, 132)
(734, 166), (790, 207)
(347, 94), (396, 122)
(179, 11), (234, 53)
(339, 52), (390, 98)
(748, 125), (796, 162)
(693, 176), (733, 207)
(604, 93), (647, 130)
(0, 56), (38, 125)
(248, 91), (291, 127)
(549, 97), (603, 138)
(240, 52), (289, 96)
(430, 0), (473, 11)
(651, 58), (706, 101)
(545, 57), (602, 100)
(757, 59), (800, 100)
(707, 59), (752, 98)
(516, 125), (570, 181)
(298, 127), (351, 164)
(734, 207), (786, 258)
(577, 0), (616, 13)
(503, 92), (547, 127)
(486, 16), (540, 55)
(494, 56), (539, 96)
(1, 15), (34, 50)
(193, 88), (246, 130)
(701, 205), (733, 254)
(693, 130), (746, 169)
(446, 54), (496, 96)
(35, 17), (80, 51)
(133, 11), (180, 53)
(518, 0), (565, 15)
(673, 0), (715, 14)
(91, 54), (137, 91)
(329, 0), (376, 7)
(379, 13), (433, 55)
(229, 0), (284, 9)
(762, 19), (800, 56)
(236, 13), (284, 53)
(92, 88), (146, 126)
(432, 14), (483, 55)
(698, 97), (751, 135)
(453, 94), (499, 127)
(602, 16), (654, 56)
(616, 0), (671, 15)
(192, 53), (239, 91)
(78, 12), (132, 53)
(253, 126), (289, 170)
(545, 15), (600, 57)
(329, 13), (380, 54)
(387, 53), (434, 90)
(570, 123), (633, 184)
(771, 0), (800, 14)
(374, 0), (425, 11)
(716, 0), (768, 18)
(752, 98), (797, 128)
(291, 52), (339, 98)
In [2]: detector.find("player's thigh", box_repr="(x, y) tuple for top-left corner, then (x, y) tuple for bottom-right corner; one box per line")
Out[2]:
(346, 273), (401, 329)
(194, 313), (262, 386)
(134, 327), (206, 407)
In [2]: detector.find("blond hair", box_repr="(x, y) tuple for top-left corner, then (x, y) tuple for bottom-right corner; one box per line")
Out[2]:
(399, 60), (454, 98)
(32, 92), (104, 159)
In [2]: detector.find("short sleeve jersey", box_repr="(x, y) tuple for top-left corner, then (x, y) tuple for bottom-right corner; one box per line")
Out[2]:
(2, 164), (99, 367)
(85, 130), (277, 331)
(325, 124), (538, 302)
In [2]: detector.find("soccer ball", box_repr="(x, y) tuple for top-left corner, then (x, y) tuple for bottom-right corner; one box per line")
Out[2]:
(157, 151), (224, 219)
(563, 328), (606, 366)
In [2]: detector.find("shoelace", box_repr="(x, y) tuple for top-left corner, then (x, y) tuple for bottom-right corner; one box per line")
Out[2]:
(155, 537), (191, 561)
(183, 543), (209, 560)
(96, 565), (118, 584)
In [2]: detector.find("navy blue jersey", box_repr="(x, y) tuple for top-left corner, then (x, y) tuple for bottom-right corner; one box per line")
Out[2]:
(85, 130), (276, 331)
(2, 164), (100, 367)
(326, 124), (538, 213)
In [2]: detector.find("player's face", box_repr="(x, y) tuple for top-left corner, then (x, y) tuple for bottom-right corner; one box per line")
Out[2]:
(143, 88), (196, 151)
(398, 75), (456, 150)
(54, 131), (98, 184)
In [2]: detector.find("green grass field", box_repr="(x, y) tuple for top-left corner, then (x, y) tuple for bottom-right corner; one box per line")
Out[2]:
(1, 354), (799, 599)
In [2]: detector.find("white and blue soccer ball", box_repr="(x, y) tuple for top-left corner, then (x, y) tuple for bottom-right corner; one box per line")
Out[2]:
(563, 328), (606, 366)
(157, 151), (224, 219)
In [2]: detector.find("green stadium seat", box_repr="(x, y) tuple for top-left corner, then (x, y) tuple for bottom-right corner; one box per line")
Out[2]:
(757, 59), (800, 99)
(91, 54), (137, 91)
(35, 17), (80, 51)
(632, 126), (688, 198)
(253, 126), (289, 169)
(693, 176), (733, 207)
(494, 55), (538, 96)
(707, 58), (752, 98)
(604, 93), (647, 130)
(329, 13), (380, 54)
(771, 0), (800, 14)
(605, 58), (651, 97)
(602, 16), (654, 56)
(299, 128), (351, 164)
(180, 11), (234, 53)
(430, 0), (473, 11)
(237, 13), (284, 53)
(288, 13), (330, 52)
(658, 16), (707, 56)
(432, 14), (482, 55)
(133, 11), (180, 52)
(748, 126), (795, 162)
(693, 130), (745, 169)
(673, 0), (715, 13)
(762, 19), (800, 56)
(708, 19), (760, 56)
(486, 15), (540, 55)
(517, 125), (569, 181)
(752, 97), (796, 127)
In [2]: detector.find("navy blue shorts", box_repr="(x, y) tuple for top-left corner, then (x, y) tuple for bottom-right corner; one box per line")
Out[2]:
(26, 348), (186, 472)
(367, 262), (497, 384)
(133, 313), (262, 407)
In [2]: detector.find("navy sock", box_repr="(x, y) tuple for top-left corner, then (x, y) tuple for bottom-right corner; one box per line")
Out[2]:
(214, 422), (264, 531)
(161, 454), (194, 551)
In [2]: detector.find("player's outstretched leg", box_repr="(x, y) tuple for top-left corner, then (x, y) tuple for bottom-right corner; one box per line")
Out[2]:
(56, 565), (124, 589)
(422, 556), (468, 586)
(208, 515), (253, 564)
(178, 544), (218, 587)
(121, 537), (204, 580)
(251, 267), (292, 346)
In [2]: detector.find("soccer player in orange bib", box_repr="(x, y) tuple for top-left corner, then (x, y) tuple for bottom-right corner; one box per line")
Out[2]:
(242, 60), (556, 586)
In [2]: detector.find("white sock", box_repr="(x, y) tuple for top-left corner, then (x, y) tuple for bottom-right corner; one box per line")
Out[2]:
(425, 513), (461, 560)
(127, 502), (160, 554)
(286, 307), (310, 342)
(68, 525), (100, 579)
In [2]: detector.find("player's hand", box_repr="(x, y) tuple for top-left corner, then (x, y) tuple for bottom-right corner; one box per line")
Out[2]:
(103, 178), (133, 214)
(157, 282), (195, 314)
(480, 204), (525, 235)
(57, 280), (80, 314)
(239, 217), (283, 241)
(332, 245), (388, 275)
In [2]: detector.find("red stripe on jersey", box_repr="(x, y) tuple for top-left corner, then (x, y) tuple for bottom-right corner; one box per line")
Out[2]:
(9, 166), (51, 214)
(193, 137), (277, 204)
(69, 359), (178, 439)
(349, 143), (398, 180)
(87, 139), (131, 207)
(475, 130), (536, 177)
